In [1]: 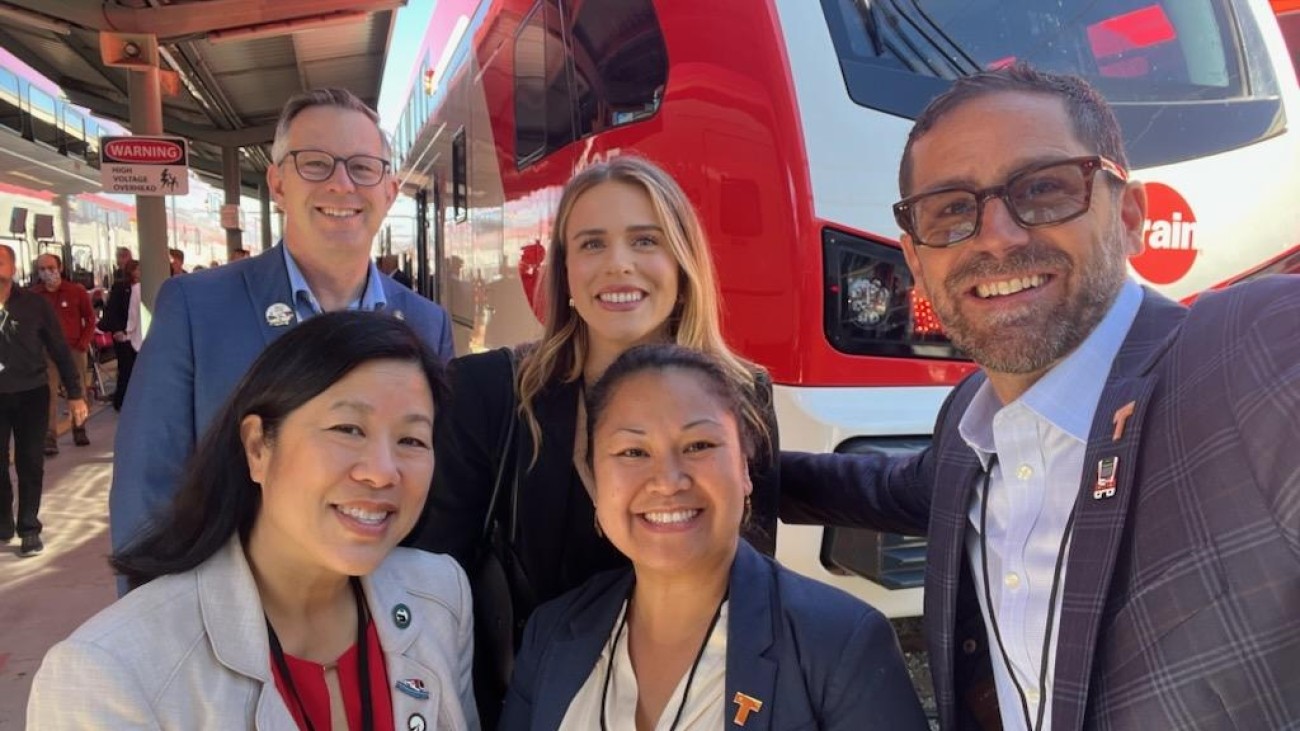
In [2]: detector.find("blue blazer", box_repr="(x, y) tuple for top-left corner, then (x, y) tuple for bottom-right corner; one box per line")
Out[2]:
(500, 541), (927, 730)
(109, 244), (454, 555)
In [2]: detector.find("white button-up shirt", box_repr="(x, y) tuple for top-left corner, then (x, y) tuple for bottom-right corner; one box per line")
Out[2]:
(958, 279), (1142, 730)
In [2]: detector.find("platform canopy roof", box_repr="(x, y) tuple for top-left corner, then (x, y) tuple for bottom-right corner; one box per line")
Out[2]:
(0, 0), (404, 193)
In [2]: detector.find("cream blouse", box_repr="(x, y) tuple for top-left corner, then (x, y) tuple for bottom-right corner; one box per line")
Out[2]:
(559, 600), (729, 730)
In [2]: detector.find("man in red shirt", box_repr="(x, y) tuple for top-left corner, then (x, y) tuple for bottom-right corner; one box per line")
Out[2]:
(32, 253), (95, 453)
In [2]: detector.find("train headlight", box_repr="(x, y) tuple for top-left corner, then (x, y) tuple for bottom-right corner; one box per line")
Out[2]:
(822, 227), (964, 360)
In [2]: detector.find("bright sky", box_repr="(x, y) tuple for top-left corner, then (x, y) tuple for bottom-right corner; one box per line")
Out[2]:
(376, 0), (437, 133)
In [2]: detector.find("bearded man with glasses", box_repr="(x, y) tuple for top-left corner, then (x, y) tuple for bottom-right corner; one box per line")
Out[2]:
(781, 64), (1300, 731)
(110, 89), (454, 591)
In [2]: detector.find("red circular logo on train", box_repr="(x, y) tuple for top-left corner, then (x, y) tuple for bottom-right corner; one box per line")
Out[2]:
(1130, 183), (1198, 285)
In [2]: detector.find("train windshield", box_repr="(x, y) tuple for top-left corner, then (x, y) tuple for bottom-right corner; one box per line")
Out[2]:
(822, 0), (1287, 166)
(908, 1), (1242, 100)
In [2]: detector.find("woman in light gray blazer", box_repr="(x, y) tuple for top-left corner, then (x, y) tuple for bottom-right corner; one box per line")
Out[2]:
(28, 311), (478, 731)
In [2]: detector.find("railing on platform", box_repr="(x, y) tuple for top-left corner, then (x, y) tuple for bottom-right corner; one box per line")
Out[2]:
(0, 64), (104, 168)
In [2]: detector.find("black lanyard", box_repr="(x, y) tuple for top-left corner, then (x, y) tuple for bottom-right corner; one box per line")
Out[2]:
(599, 588), (727, 731)
(267, 577), (374, 731)
(978, 455), (1076, 731)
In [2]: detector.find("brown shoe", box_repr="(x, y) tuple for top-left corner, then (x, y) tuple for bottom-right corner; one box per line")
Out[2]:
(44, 432), (59, 456)
(73, 426), (90, 446)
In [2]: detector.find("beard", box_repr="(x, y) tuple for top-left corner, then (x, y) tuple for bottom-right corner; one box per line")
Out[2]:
(928, 219), (1129, 375)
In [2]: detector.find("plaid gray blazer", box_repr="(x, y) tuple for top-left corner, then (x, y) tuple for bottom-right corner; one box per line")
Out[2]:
(782, 275), (1300, 731)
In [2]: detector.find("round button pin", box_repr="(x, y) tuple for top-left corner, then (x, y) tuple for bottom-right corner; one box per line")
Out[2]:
(408, 713), (427, 731)
(393, 603), (411, 629)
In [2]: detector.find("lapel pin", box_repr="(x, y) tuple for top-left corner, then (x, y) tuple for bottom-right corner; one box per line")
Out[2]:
(392, 603), (412, 629)
(1111, 401), (1136, 441)
(265, 302), (294, 328)
(732, 692), (764, 726)
(407, 713), (427, 731)
(393, 309), (405, 321)
(396, 678), (430, 700)
(1093, 456), (1119, 499)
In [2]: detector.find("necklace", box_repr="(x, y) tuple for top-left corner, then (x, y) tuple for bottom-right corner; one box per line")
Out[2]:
(978, 455), (1075, 731)
(266, 576), (374, 731)
(599, 588), (727, 731)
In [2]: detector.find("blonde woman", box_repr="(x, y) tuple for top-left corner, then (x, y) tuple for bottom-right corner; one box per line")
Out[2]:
(409, 156), (778, 724)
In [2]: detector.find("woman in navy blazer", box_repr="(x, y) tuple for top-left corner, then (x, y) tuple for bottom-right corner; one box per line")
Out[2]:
(501, 345), (926, 730)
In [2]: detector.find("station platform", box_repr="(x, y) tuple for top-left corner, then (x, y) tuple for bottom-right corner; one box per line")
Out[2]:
(0, 405), (118, 729)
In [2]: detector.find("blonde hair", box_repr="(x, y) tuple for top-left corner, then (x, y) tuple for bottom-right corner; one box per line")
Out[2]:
(516, 156), (767, 463)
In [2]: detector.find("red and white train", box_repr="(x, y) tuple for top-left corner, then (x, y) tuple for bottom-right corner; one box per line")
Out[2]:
(391, 0), (1300, 617)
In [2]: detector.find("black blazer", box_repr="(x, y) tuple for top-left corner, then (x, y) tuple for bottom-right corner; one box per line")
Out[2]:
(410, 346), (781, 606)
(97, 279), (132, 334)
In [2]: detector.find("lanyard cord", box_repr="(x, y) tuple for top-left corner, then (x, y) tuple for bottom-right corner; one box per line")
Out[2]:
(267, 577), (374, 731)
(978, 455), (1076, 731)
(600, 588), (728, 731)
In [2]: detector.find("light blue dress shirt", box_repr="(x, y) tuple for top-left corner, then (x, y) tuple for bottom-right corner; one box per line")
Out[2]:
(957, 279), (1142, 730)
(282, 244), (388, 322)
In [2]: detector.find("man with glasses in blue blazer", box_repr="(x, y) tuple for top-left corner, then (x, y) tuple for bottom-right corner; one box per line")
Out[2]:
(111, 89), (453, 579)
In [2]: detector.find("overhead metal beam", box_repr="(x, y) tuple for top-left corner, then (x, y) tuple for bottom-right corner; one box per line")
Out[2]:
(60, 85), (275, 147)
(0, 27), (81, 90)
(62, 34), (129, 98)
(103, 0), (405, 41)
(1, 0), (405, 39)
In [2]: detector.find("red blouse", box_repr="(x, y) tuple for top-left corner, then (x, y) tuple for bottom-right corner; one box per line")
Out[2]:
(270, 619), (394, 731)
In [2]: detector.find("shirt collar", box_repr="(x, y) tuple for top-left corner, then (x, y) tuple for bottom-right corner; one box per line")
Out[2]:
(958, 278), (1144, 467)
(281, 243), (387, 316)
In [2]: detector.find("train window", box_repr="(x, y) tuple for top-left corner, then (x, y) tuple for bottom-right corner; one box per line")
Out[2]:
(34, 213), (54, 240)
(569, 0), (668, 137)
(452, 127), (467, 222)
(9, 206), (27, 235)
(822, 0), (1284, 168)
(0, 67), (23, 134)
(514, 0), (575, 165)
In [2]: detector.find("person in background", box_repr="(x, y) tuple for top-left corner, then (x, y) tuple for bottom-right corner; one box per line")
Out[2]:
(409, 156), (780, 726)
(30, 253), (95, 452)
(231, 248), (252, 262)
(168, 248), (186, 276)
(98, 248), (135, 411)
(0, 244), (87, 558)
(29, 312), (477, 730)
(111, 88), (455, 578)
(781, 64), (1300, 730)
(111, 260), (143, 405)
(501, 345), (926, 730)
(379, 254), (414, 289)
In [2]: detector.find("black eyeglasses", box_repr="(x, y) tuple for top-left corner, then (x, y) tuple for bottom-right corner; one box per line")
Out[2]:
(892, 156), (1128, 248)
(280, 150), (391, 187)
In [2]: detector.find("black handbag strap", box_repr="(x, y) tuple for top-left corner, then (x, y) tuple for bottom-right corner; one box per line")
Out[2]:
(478, 347), (519, 545)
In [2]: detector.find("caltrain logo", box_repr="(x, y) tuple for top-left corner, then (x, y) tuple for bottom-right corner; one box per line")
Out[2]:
(1131, 182), (1198, 285)
(103, 138), (185, 165)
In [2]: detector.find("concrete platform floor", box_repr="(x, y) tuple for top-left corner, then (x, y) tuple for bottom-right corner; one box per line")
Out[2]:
(0, 406), (118, 729)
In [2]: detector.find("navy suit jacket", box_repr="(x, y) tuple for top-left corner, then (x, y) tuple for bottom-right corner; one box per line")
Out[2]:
(781, 277), (1300, 730)
(499, 541), (928, 730)
(109, 244), (454, 554)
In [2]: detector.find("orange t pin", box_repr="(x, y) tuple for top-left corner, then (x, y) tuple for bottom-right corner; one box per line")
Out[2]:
(1112, 401), (1136, 441)
(732, 692), (763, 726)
